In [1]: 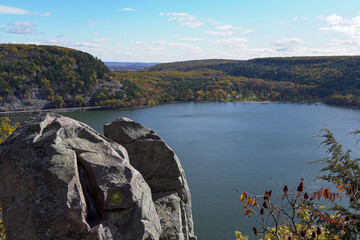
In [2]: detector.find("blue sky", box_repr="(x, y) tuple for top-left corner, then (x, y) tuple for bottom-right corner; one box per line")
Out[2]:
(1, 0), (360, 62)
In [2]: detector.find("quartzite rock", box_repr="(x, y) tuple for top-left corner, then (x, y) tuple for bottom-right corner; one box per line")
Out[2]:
(104, 117), (196, 240)
(0, 113), (161, 240)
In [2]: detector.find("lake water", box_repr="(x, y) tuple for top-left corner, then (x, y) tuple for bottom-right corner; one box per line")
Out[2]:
(9, 102), (360, 239)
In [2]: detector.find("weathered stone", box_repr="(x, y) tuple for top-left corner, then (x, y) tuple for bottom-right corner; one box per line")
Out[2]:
(104, 117), (196, 240)
(0, 113), (161, 240)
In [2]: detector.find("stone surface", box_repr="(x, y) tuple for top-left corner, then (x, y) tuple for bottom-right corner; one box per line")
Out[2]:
(0, 113), (161, 240)
(104, 117), (196, 240)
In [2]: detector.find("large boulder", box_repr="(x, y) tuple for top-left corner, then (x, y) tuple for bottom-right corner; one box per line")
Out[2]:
(0, 113), (161, 240)
(104, 117), (196, 240)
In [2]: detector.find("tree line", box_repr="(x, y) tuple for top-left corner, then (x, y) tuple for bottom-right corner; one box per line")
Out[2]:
(1, 45), (360, 111)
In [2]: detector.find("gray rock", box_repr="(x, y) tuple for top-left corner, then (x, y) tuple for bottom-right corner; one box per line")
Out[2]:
(104, 117), (196, 240)
(0, 113), (161, 240)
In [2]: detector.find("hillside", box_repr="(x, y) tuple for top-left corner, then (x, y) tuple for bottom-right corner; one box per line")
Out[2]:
(145, 56), (360, 106)
(1, 45), (360, 113)
(0, 44), (114, 111)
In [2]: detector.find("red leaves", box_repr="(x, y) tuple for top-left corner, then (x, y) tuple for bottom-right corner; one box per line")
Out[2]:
(253, 226), (258, 235)
(260, 208), (264, 215)
(282, 185), (288, 200)
(316, 227), (321, 236)
(311, 231), (316, 239)
(237, 178), (358, 239)
(304, 192), (309, 199)
(297, 181), (304, 192)
(308, 188), (339, 202)
(300, 229), (307, 238)
(264, 190), (272, 200)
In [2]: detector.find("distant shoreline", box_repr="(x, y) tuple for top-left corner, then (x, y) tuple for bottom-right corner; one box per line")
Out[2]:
(0, 100), (327, 116)
(0, 105), (151, 116)
(2, 100), (358, 117)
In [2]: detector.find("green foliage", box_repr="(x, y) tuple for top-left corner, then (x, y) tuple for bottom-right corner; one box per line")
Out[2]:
(146, 57), (360, 107)
(313, 129), (360, 238)
(55, 96), (66, 108)
(0, 43), (110, 109)
(2, 45), (360, 110)
(106, 70), (317, 108)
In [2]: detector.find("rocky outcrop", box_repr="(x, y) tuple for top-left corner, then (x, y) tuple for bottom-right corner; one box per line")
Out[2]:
(0, 113), (161, 240)
(104, 117), (196, 240)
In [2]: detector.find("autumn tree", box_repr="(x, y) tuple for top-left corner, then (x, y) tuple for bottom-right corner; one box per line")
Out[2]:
(236, 128), (360, 240)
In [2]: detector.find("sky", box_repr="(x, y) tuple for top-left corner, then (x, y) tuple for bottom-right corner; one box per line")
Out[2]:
(1, 0), (360, 62)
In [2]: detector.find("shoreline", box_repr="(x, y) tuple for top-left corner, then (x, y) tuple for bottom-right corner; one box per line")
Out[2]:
(0, 105), (150, 116)
(2, 100), (358, 116)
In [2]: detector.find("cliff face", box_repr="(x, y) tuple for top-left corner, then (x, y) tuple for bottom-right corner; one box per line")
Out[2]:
(0, 113), (196, 240)
(104, 118), (196, 240)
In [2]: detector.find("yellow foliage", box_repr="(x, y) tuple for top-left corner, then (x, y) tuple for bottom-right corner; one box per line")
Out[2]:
(234, 231), (249, 240)
(235, 207), (343, 240)
(0, 117), (19, 144)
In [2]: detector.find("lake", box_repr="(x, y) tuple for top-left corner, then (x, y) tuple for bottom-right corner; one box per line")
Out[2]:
(9, 102), (360, 239)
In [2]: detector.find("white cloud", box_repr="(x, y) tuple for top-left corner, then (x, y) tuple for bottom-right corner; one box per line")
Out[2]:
(208, 30), (232, 36)
(181, 21), (203, 28)
(45, 40), (98, 48)
(318, 13), (360, 40)
(319, 14), (343, 25)
(216, 24), (242, 30)
(240, 29), (255, 34)
(208, 19), (221, 26)
(161, 12), (204, 28)
(7, 22), (37, 34)
(167, 12), (195, 22)
(134, 41), (143, 45)
(269, 38), (305, 46)
(0, 5), (29, 14)
(92, 32), (101, 35)
(180, 37), (204, 41)
(119, 8), (136, 11)
(269, 38), (306, 54)
(92, 38), (107, 44)
(294, 16), (299, 21)
(87, 20), (109, 26)
(0, 5), (50, 16)
(215, 37), (248, 48)
(152, 40), (203, 52)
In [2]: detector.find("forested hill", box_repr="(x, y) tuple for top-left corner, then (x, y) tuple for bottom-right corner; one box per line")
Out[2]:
(1, 45), (360, 112)
(147, 56), (360, 93)
(0, 44), (111, 110)
(144, 56), (360, 106)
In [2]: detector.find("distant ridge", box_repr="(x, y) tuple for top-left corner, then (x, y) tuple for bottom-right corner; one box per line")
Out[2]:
(105, 62), (160, 72)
